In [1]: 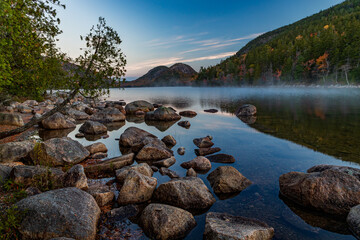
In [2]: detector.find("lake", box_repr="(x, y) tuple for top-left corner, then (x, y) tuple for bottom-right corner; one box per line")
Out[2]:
(40, 86), (360, 239)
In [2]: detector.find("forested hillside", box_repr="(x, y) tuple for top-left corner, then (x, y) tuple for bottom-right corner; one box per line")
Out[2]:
(196, 0), (360, 85)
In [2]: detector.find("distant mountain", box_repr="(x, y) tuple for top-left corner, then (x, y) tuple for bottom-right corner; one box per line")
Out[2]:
(122, 63), (197, 87)
(196, 0), (360, 85)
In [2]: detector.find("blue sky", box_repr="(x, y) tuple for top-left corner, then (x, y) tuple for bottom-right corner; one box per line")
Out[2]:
(56, 0), (343, 80)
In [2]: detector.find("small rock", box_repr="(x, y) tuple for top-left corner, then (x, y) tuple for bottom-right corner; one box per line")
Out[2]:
(178, 120), (191, 129)
(85, 142), (108, 155)
(204, 212), (274, 240)
(159, 167), (180, 179)
(204, 109), (218, 113)
(10, 165), (63, 186)
(186, 168), (197, 177)
(136, 140), (173, 161)
(0, 165), (12, 185)
(119, 127), (157, 151)
(207, 166), (252, 194)
(195, 147), (221, 156)
(125, 100), (154, 114)
(193, 137), (214, 148)
(151, 166), (159, 172)
(117, 170), (157, 205)
(90, 152), (108, 159)
(79, 120), (107, 135)
(235, 104), (257, 116)
(181, 156), (211, 172)
(179, 110), (197, 118)
(87, 183), (115, 207)
(153, 156), (176, 168)
(90, 107), (125, 123)
(75, 133), (85, 138)
(145, 107), (181, 121)
(25, 186), (42, 196)
(177, 147), (185, 155)
(140, 204), (197, 240)
(161, 135), (177, 147)
(61, 165), (88, 190)
(207, 154), (236, 163)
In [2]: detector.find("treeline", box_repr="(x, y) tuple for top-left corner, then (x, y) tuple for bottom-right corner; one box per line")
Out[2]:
(196, 0), (360, 85)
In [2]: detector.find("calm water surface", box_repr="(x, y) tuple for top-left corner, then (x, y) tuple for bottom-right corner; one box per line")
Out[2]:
(42, 87), (360, 240)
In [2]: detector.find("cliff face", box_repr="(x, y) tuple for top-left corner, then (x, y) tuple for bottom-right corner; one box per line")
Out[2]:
(123, 63), (197, 87)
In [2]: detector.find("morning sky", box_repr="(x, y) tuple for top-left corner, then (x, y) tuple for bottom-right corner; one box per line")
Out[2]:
(56, 0), (343, 80)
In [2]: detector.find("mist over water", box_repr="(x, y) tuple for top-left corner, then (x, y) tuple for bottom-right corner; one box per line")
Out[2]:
(45, 86), (360, 239)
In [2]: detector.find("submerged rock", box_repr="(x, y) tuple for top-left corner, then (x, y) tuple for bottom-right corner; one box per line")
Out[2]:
(0, 140), (35, 163)
(207, 154), (236, 163)
(207, 166), (252, 194)
(279, 165), (360, 215)
(235, 104), (257, 116)
(140, 203), (197, 240)
(204, 212), (274, 240)
(153, 177), (215, 210)
(0, 112), (24, 126)
(30, 137), (90, 167)
(79, 120), (107, 135)
(16, 187), (100, 240)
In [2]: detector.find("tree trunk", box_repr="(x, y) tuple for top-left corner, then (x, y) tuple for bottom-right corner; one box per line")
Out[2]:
(0, 88), (79, 140)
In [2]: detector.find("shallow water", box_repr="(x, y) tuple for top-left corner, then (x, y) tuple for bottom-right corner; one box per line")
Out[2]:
(42, 87), (360, 239)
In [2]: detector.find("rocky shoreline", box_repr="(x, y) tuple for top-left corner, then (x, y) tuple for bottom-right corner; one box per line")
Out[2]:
(0, 93), (359, 239)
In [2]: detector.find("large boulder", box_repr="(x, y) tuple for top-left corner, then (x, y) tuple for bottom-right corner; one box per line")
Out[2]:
(41, 112), (76, 130)
(207, 166), (252, 194)
(180, 156), (211, 172)
(90, 107), (125, 123)
(204, 212), (274, 240)
(136, 138), (173, 161)
(119, 127), (157, 151)
(279, 165), (360, 215)
(125, 100), (154, 114)
(145, 107), (181, 121)
(117, 170), (157, 205)
(235, 104), (257, 116)
(0, 140), (35, 163)
(115, 163), (153, 185)
(347, 205), (360, 239)
(30, 137), (90, 167)
(153, 177), (216, 210)
(79, 120), (107, 135)
(16, 187), (100, 240)
(0, 112), (24, 126)
(84, 153), (134, 178)
(140, 203), (197, 240)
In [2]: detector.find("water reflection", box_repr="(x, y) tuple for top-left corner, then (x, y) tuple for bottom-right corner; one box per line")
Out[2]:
(38, 128), (74, 140)
(145, 120), (178, 132)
